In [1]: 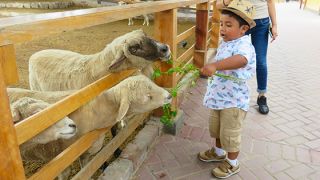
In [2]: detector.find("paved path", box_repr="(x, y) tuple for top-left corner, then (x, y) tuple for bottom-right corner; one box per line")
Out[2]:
(135, 2), (320, 180)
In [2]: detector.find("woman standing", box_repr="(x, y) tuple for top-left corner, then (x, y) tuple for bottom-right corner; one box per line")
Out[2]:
(216, 0), (278, 114)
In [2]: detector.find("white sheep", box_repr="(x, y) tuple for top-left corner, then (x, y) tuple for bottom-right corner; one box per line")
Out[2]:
(11, 97), (77, 159)
(118, 0), (150, 26)
(8, 74), (172, 167)
(29, 29), (170, 91)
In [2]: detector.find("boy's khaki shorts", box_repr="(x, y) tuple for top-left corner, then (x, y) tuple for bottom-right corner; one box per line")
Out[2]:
(209, 108), (247, 152)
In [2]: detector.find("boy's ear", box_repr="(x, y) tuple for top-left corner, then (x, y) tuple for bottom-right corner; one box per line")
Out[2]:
(241, 25), (250, 34)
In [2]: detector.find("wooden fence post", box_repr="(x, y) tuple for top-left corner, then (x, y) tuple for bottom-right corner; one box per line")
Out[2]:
(209, 0), (221, 49)
(154, 9), (178, 110)
(154, 9), (178, 88)
(194, 1), (209, 68)
(0, 45), (25, 180)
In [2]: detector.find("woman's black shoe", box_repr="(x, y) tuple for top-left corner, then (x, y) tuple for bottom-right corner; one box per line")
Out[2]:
(257, 96), (269, 114)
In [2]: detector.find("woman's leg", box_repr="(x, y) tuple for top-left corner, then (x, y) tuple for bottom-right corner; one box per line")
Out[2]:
(250, 18), (270, 114)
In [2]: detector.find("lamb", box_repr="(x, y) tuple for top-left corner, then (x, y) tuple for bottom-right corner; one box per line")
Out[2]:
(118, 0), (150, 26)
(10, 97), (77, 160)
(8, 74), (172, 167)
(29, 29), (170, 91)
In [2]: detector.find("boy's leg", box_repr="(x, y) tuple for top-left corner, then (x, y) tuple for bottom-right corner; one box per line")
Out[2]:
(212, 108), (246, 178)
(198, 110), (226, 162)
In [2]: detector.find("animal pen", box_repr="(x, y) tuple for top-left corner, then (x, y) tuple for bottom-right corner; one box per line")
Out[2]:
(0, 0), (220, 179)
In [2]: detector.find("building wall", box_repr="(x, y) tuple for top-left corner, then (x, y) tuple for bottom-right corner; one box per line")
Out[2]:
(305, 0), (320, 13)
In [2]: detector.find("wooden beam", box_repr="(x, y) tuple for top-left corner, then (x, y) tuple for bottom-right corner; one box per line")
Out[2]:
(15, 69), (137, 145)
(176, 44), (195, 66)
(176, 26), (195, 43)
(0, 0), (208, 45)
(0, 66), (25, 180)
(194, 1), (209, 68)
(29, 127), (111, 180)
(0, 44), (19, 86)
(72, 113), (149, 180)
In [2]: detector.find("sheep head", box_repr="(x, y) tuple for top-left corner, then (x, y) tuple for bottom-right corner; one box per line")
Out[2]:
(108, 29), (171, 70)
(113, 75), (172, 127)
(11, 97), (77, 144)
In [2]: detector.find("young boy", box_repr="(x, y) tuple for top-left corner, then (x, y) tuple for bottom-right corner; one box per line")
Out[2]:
(198, 0), (256, 178)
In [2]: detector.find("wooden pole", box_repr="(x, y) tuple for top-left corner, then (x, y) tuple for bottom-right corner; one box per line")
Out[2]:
(0, 47), (25, 180)
(209, 0), (221, 49)
(154, 9), (178, 88)
(194, 1), (209, 68)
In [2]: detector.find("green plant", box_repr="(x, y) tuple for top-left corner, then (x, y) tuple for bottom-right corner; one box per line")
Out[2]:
(153, 59), (244, 127)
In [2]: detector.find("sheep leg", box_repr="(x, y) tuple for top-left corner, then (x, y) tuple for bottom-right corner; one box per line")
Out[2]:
(128, 18), (134, 26)
(142, 14), (149, 26)
(57, 167), (71, 180)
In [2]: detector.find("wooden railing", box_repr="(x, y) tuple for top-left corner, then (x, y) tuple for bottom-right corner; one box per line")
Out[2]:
(0, 0), (220, 179)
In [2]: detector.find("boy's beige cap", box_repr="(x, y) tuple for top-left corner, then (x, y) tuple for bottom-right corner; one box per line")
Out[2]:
(221, 0), (256, 28)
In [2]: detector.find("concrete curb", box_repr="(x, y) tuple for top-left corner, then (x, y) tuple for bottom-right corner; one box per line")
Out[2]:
(98, 117), (163, 180)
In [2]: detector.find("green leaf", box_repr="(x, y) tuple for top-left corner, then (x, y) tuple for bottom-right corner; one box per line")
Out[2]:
(171, 110), (177, 117)
(167, 68), (175, 75)
(152, 69), (162, 79)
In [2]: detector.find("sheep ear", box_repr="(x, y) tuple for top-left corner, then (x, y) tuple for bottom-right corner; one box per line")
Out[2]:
(108, 53), (127, 70)
(11, 106), (22, 123)
(116, 97), (130, 124)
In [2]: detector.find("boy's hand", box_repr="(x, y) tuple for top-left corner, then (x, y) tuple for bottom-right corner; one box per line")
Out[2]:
(200, 63), (217, 77)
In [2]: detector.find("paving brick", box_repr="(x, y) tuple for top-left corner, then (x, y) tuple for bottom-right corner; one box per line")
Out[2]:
(296, 148), (311, 163)
(251, 140), (268, 155)
(285, 136), (309, 145)
(274, 172), (293, 180)
(267, 142), (282, 158)
(242, 155), (269, 169)
(250, 167), (275, 180)
(188, 126), (205, 141)
(308, 171), (320, 180)
(285, 164), (315, 179)
(267, 131), (290, 141)
(304, 139), (320, 149)
(281, 145), (296, 161)
(154, 170), (171, 180)
(310, 150), (320, 165)
(166, 164), (201, 179)
(238, 165), (257, 180)
(264, 159), (291, 174)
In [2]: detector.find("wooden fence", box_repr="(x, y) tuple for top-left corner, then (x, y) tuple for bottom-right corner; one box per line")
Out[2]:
(0, 0), (220, 179)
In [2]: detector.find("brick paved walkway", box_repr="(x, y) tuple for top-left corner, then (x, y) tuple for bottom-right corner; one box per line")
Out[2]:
(135, 2), (320, 180)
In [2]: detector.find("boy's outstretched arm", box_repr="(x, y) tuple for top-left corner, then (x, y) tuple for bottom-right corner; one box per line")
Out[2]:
(200, 55), (247, 77)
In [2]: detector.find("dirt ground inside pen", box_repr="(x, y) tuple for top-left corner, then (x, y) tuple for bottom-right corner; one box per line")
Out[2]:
(12, 19), (195, 89)
(10, 19), (195, 178)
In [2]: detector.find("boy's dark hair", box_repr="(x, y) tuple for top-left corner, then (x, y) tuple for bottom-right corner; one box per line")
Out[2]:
(221, 10), (250, 28)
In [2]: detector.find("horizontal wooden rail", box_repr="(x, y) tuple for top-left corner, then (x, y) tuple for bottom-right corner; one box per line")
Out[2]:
(176, 44), (195, 66)
(176, 26), (196, 43)
(29, 127), (111, 180)
(15, 69), (137, 145)
(72, 113), (148, 180)
(0, 0), (208, 45)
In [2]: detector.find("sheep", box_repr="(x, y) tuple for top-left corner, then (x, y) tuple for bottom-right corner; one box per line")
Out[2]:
(8, 74), (172, 167)
(29, 29), (170, 91)
(10, 97), (76, 169)
(118, 0), (150, 26)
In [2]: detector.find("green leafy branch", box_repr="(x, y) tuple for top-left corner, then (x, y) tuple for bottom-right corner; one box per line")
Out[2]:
(153, 58), (244, 127)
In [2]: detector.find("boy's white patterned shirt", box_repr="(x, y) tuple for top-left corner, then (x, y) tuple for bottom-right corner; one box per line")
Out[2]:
(203, 35), (256, 111)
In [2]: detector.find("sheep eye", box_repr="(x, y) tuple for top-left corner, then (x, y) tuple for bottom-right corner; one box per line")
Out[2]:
(147, 94), (152, 100)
